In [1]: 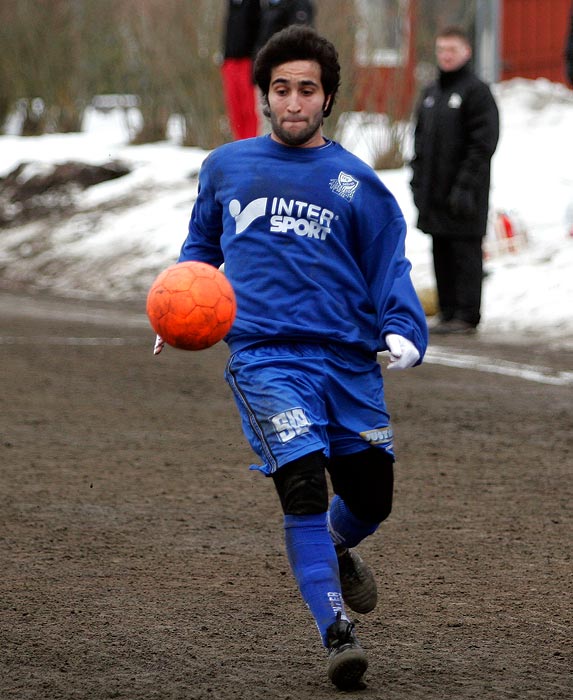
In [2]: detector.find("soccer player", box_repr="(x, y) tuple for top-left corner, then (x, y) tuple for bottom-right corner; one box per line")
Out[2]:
(156, 25), (428, 690)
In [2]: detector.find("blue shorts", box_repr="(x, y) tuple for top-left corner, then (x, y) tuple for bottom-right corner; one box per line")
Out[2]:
(225, 342), (393, 475)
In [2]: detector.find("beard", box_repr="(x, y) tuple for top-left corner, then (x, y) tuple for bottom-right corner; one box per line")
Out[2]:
(270, 110), (324, 147)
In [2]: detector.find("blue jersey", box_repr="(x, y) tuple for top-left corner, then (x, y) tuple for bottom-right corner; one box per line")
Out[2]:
(179, 135), (428, 358)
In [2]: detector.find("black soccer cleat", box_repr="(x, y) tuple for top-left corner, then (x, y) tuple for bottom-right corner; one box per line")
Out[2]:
(326, 612), (368, 690)
(337, 547), (378, 614)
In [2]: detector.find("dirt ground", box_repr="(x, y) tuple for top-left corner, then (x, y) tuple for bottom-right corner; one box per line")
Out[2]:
(1, 291), (571, 700)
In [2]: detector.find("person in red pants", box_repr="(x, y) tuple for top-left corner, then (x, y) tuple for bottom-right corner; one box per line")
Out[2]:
(221, 0), (261, 140)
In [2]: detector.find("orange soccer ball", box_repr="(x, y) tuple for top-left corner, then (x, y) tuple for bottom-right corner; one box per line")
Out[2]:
(146, 261), (237, 351)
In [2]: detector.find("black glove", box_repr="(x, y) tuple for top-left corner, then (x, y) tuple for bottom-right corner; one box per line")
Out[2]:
(448, 185), (476, 218)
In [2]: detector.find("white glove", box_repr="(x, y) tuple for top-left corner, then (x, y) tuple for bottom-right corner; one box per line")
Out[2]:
(153, 334), (165, 355)
(385, 334), (420, 370)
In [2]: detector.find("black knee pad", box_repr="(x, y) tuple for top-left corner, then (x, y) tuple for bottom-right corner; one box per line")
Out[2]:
(328, 447), (394, 523)
(272, 450), (329, 515)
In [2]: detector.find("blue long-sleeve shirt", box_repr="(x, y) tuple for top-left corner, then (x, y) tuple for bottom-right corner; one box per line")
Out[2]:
(179, 135), (428, 359)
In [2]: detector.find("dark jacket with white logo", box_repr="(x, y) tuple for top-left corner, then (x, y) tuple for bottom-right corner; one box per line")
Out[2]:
(410, 62), (499, 238)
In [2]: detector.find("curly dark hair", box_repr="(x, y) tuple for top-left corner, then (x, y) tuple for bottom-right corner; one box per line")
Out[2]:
(253, 25), (341, 118)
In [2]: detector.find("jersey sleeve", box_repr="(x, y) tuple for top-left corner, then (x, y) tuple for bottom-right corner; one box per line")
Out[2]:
(178, 153), (225, 268)
(356, 188), (428, 362)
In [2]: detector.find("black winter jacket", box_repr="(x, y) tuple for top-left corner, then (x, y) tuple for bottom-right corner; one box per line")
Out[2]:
(255, 0), (315, 53)
(410, 62), (499, 238)
(223, 0), (261, 60)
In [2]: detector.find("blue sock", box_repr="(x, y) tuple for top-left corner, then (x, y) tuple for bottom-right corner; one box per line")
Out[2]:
(283, 512), (347, 645)
(327, 495), (378, 549)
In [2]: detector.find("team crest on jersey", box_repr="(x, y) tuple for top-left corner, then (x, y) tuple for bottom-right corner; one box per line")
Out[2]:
(359, 426), (393, 447)
(329, 171), (360, 202)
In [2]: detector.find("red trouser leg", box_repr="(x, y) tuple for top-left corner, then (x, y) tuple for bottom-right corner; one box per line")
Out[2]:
(221, 58), (260, 140)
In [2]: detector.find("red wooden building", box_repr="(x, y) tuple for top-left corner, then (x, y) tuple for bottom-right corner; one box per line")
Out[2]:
(501, 0), (571, 83)
(353, 0), (417, 116)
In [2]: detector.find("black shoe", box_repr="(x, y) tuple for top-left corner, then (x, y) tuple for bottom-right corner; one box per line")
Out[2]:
(337, 548), (378, 614)
(326, 612), (368, 690)
(430, 318), (477, 335)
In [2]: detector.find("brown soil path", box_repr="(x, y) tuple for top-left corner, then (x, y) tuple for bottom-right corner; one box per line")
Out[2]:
(1, 293), (571, 699)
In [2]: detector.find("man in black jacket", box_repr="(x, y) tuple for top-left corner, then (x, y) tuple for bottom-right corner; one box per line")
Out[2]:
(410, 27), (499, 334)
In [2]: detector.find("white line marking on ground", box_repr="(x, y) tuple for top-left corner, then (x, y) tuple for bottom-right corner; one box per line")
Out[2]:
(424, 346), (573, 386)
(3, 331), (572, 386)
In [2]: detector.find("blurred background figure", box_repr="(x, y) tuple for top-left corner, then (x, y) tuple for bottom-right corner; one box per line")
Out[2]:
(565, 1), (573, 86)
(221, 0), (261, 140)
(410, 27), (499, 336)
(256, 0), (315, 53)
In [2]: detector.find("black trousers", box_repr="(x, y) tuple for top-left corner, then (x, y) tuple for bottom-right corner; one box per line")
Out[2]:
(431, 235), (483, 327)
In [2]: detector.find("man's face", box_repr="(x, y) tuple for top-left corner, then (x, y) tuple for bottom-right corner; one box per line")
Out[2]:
(267, 59), (329, 148)
(435, 36), (472, 72)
